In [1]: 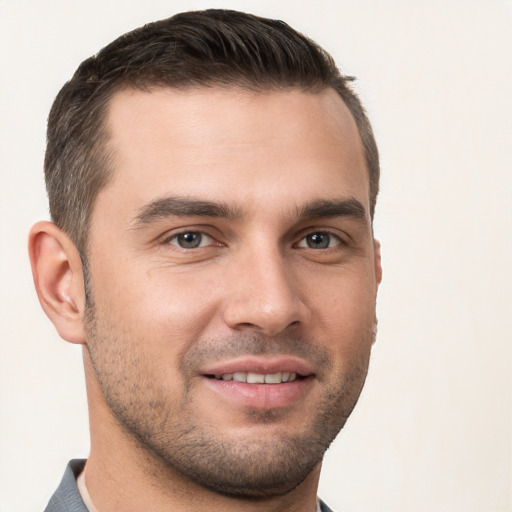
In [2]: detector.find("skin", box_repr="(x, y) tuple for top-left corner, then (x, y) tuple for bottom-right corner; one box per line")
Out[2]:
(29, 87), (381, 512)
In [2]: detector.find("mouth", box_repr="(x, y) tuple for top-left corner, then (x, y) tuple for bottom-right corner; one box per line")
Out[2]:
(199, 358), (315, 410)
(206, 371), (301, 384)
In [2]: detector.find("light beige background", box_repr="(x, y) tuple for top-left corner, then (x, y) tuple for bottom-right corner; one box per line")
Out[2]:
(1, 1), (511, 511)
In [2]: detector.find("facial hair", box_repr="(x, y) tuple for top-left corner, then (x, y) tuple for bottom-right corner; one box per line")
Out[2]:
(84, 300), (372, 498)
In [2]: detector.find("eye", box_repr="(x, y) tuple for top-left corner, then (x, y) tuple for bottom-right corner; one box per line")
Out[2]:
(297, 232), (341, 249)
(167, 231), (214, 249)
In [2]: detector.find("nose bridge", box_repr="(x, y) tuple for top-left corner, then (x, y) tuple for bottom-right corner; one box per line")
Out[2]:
(222, 241), (308, 335)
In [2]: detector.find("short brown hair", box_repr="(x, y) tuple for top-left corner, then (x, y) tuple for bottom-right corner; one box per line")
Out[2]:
(45, 9), (379, 253)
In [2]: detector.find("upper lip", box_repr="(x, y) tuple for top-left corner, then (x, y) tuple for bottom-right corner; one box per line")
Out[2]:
(199, 356), (315, 377)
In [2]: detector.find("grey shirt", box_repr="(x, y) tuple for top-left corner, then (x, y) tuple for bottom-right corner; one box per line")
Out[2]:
(44, 460), (88, 512)
(44, 459), (336, 512)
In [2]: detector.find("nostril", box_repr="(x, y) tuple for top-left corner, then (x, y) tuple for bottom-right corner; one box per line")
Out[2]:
(235, 322), (258, 330)
(222, 290), (308, 337)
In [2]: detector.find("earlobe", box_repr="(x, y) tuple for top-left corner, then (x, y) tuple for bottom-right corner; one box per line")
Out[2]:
(28, 221), (87, 344)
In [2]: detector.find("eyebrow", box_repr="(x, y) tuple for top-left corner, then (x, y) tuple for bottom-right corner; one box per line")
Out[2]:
(297, 198), (367, 222)
(131, 195), (367, 228)
(132, 196), (243, 226)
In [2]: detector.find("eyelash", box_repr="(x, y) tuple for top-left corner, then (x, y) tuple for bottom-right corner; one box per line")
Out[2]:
(164, 231), (219, 249)
(163, 229), (346, 251)
(295, 231), (343, 250)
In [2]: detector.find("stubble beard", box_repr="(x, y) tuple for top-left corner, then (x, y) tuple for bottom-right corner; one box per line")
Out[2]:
(83, 300), (372, 499)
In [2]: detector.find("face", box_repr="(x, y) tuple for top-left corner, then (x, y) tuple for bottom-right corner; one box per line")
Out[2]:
(84, 87), (381, 498)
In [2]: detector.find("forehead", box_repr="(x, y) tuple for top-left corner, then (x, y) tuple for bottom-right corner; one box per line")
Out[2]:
(99, 86), (369, 218)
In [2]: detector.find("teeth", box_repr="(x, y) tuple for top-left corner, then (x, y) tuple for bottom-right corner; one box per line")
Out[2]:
(264, 372), (282, 384)
(214, 372), (299, 384)
(247, 372), (265, 384)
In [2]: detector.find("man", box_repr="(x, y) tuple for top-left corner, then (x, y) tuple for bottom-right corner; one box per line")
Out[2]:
(29, 9), (381, 512)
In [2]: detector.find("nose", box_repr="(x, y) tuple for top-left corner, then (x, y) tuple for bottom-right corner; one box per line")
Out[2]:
(222, 248), (310, 336)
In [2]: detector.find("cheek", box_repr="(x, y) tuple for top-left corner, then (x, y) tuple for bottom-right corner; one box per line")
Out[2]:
(305, 269), (377, 359)
(91, 262), (222, 352)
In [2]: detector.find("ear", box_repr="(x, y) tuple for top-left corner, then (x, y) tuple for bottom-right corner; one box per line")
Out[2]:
(28, 221), (87, 344)
(373, 239), (383, 286)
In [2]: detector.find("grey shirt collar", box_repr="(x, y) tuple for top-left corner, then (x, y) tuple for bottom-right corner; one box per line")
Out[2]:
(44, 459), (88, 512)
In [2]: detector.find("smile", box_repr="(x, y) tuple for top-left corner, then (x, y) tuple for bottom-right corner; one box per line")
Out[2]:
(210, 372), (298, 384)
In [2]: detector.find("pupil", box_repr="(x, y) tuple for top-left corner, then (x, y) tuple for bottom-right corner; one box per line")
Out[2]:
(179, 232), (201, 248)
(308, 233), (329, 249)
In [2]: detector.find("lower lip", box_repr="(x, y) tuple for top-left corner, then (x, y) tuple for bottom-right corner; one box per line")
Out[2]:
(202, 376), (313, 410)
